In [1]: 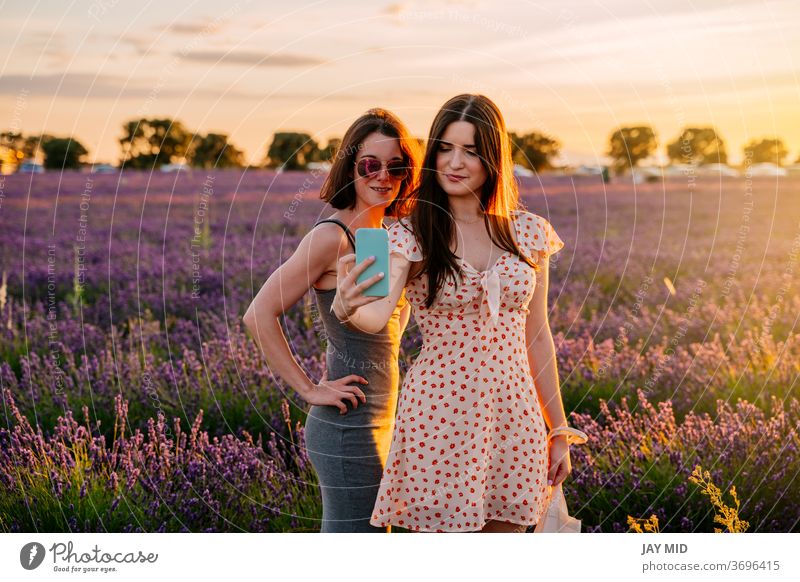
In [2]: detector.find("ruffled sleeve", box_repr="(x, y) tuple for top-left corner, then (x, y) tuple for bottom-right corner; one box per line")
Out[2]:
(516, 211), (564, 258)
(388, 219), (422, 262)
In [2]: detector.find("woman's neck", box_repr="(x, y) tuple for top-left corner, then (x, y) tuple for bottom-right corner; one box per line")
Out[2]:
(448, 194), (484, 221)
(335, 205), (385, 230)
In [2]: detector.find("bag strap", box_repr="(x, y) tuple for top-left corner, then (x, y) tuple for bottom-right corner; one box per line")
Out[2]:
(313, 218), (355, 249)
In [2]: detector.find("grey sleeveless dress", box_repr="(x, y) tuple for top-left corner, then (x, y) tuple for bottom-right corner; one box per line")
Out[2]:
(304, 218), (404, 533)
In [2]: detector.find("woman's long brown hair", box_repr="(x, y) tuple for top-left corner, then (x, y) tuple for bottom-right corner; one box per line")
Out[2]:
(319, 108), (420, 218)
(408, 94), (539, 308)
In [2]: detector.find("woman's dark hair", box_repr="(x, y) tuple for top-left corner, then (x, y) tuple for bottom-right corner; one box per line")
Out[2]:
(319, 108), (421, 218)
(410, 94), (539, 308)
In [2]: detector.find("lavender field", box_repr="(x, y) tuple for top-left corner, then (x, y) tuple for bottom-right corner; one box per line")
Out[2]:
(0, 169), (798, 533)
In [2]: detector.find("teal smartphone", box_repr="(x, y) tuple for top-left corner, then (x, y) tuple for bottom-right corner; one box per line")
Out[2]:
(355, 228), (390, 297)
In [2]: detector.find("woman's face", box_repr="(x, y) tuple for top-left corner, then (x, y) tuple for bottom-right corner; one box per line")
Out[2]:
(435, 120), (488, 199)
(352, 132), (405, 212)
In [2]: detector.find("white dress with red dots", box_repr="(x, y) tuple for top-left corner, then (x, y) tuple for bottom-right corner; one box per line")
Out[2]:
(369, 210), (565, 532)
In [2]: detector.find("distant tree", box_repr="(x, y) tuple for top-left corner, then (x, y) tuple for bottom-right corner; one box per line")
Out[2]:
(25, 134), (57, 160)
(265, 132), (318, 170)
(41, 137), (88, 169)
(607, 126), (657, 174)
(188, 133), (245, 169)
(0, 132), (23, 149)
(0, 132), (26, 170)
(1, 131), (44, 157)
(119, 118), (193, 169)
(509, 131), (561, 171)
(317, 137), (342, 162)
(0, 132), (60, 170)
(743, 138), (789, 166)
(667, 127), (727, 165)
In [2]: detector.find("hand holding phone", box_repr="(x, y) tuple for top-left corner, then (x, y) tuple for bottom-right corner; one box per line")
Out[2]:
(355, 228), (390, 297)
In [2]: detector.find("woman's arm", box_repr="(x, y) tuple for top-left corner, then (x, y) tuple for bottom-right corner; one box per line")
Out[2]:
(398, 299), (412, 333)
(331, 251), (413, 334)
(242, 226), (367, 414)
(526, 253), (572, 487)
(525, 253), (568, 433)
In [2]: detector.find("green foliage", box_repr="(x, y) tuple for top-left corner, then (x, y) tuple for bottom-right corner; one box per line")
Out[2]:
(743, 138), (789, 166)
(41, 137), (88, 169)
(188, 133), (245, 169)
(607, 126), (657, 174)
(266, 132), (318, 170)
(0, 131), (43, 160)
(119, 118), (193, 169)
(316, 137), (341, 162)
(509, 131), (561, 171)
(1, 132), (70, 170)
(667, 127), (727, 165)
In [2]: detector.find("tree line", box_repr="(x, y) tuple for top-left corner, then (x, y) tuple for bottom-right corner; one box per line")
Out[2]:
(607, 126), (794, 174)
(1, 118), (797, 173)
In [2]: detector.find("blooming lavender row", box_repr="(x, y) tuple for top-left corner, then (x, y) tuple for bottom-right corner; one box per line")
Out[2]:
(0, 387), (321, 532)
(567, 389), (800, 532)
(1, 383), (796, 532)
(2, 303), (796, 438)
(2, 169), (799, 532)
(0, 311), (325, 443)
(1, 171), (798, 343)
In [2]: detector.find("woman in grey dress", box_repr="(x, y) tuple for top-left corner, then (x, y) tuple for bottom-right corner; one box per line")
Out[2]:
(243, 109), (420, 532)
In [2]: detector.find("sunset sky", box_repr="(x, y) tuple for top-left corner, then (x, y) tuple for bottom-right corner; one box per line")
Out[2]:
(1, 0), (798, 166)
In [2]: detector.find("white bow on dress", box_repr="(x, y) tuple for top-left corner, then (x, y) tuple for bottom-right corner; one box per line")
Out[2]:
(479, 269), (501, 328)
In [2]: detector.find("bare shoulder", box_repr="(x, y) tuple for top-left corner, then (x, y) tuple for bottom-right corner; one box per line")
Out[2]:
(301, 222), (352, 260)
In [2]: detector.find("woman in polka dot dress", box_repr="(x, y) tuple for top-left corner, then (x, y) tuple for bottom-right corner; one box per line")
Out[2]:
(333, 94), (573, 532)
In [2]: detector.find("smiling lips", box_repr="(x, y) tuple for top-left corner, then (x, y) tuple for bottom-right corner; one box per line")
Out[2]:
(371, 186), (392, 194)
